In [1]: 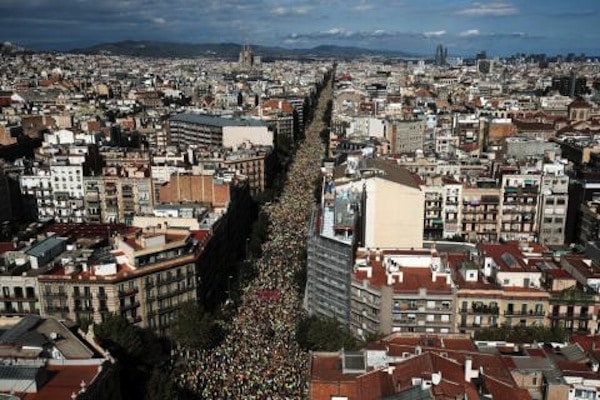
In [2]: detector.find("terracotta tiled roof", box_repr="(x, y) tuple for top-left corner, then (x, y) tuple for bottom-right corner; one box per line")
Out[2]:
(483, 374), (532, 400)
(261, 99), (295, 114)
(0, 241), (17, 255)
(569, 98), (591, 109)
(21, 365), (100, 400)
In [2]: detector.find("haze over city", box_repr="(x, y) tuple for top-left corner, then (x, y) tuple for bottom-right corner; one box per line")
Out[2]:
(1, 0), (599, 56)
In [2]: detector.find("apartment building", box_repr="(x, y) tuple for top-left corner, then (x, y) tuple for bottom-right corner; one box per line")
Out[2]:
(309, 334), (534, 400)
(454, 114), (483, 153)
(351, 248), (455, 338)
(332, 157), (424, 249)
(448, 243), (550, 335)
(168, 113), (272, 148)
(195, 145), (276, 195)
(83, 171), (154, 224)
(579, 201), (600, 242)
(305, 183), (359, 325)
(306, 156), (424, 327)
(499, 172), (541, 241)
(49, 159), (85, 223)
(461, 186), (501, 242)
(20, 170), (54, 221)
(423, 186), (444, 240)
(0, 272), (40, 316)
(260, 99), (296, 141)
(449, 255), (503, 335)
(442, 178), (463, 239)
(545, 270), (598, 334)
(100, 147), (151, 170)
(158, 173), (230, 209)
(421, 175), (463, 240)
(386, 119), (425, 154)
(479, 242), (550, 328)
(538, 163), (569, 244)
(38, 227), (207, 335)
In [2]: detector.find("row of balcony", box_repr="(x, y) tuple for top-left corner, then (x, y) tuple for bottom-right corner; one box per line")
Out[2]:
(46, 292), (109, 300)
(0, 294), (37, 301)
(148, 285), (193, 302)
(0, 308), (40, 315)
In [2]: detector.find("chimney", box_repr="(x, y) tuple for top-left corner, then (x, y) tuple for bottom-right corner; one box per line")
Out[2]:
(387, 273), (395, 286)
(465, 356), (473, 382)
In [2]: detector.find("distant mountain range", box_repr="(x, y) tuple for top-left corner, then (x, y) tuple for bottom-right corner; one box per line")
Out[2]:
(0, 41), (26, 55)
(68, 40), (416, 59)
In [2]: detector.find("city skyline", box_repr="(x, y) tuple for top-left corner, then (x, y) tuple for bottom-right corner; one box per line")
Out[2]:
(1, 0), (599, 57)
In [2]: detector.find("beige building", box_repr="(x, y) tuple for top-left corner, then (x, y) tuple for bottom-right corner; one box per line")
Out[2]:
(461, 186), (501, 242)
(351, 248), (455, 338)
(449, 243), (553, 335)
(84, 171), (154, 224)
(38, 227), (208, 335)
(386, 119), (425, 154)
(332, 156), (424, 249)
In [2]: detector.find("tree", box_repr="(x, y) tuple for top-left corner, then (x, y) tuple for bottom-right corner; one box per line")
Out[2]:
(94, 314), (171, 399)
(247, 211), (269, 258)
(94, 314), (146, 360)
(146, 367), (178, 400)
(296, 315), (358, 351)
(170, 302), (223, 350)
(361, 331), (387, 347)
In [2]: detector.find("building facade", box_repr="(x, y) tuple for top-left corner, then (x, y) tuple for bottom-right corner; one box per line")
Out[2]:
(38, 228), (205, 335)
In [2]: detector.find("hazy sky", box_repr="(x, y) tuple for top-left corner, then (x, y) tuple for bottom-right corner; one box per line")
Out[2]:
(1, 0), (599, 56)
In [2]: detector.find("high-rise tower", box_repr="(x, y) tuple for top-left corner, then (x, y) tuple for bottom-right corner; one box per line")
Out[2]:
(435, 44), (447, 66)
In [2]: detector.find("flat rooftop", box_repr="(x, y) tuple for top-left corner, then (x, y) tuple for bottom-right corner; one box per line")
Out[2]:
(170, 113), (266, 127)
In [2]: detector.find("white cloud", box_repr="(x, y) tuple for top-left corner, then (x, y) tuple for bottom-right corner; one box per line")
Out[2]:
(351, 0), (375, 12)
(457, 1), (518, 16)
(271, 5), (311, 16)
(423, 30), (446, 37)
(459, 29), (480, 37)
(325, 28), (343, 35)
(352, 4), (374, 12)
(152, 17), (166, 24)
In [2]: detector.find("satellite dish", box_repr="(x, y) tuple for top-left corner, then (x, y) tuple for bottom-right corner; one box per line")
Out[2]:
(432, 372), (441, 385)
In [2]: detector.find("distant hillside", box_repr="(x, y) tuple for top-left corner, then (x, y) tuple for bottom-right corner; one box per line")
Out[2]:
(0, 41), (26, 55)
(69, 40), (414, 59)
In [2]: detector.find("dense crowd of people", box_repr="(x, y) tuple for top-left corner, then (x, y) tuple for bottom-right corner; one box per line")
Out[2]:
(176, 76), (333, 399)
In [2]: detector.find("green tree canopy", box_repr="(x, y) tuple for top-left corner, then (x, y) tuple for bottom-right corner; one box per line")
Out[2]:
(146, 367), (178, 400)
(170, 302), (223, 350)
(94, 314), (172, 399)
(297, 315), (358, 351)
